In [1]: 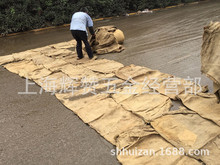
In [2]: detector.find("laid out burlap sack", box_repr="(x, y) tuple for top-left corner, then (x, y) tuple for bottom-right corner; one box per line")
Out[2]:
(49, 41), (75, 49)
(0, 40), (75, 66)
(213, 82), (220, 101)
(60, 64), (97, 79)
(59, 62), (122, 87)
(1, 40), (76, 79)
(81, 59), (124, 74)
(0, 49), (38, 65)
(116, 64), (208, 100)
(27, 68), (52, 80)
(178, 93), (220, 126)
(89, 26), (125, 55)
(0, 50), (40, 65)
(0, 55), (14, 65)
(111, 83), (173, 123)
(111, 83), (153, 103)
(31, 54), (55, 65)
(34, 72), (75, 93)
(43, 59), (69, 72)
(3, 57), (58, 80)
(119, 93), (172, 123)
(3, 60), (46, 79)
(56, 93), (145, 145)
(201, 22), (220, 98)
(89, 105), (146, 145)
(151, 108), (220, 153)
(115, 125), (202, 165)
(195, 135), (220, 165)
(41, 47), (73, 59)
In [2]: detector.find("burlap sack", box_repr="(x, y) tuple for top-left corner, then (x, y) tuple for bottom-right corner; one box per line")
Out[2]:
(178, 93), (220, 126)
(201, 22), (220, 99)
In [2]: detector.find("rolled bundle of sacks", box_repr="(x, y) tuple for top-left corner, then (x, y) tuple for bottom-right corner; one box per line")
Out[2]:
(89, 26), (125, 55)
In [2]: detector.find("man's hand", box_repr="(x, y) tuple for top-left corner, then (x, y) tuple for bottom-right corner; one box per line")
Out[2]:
(91, 34), (96, 40)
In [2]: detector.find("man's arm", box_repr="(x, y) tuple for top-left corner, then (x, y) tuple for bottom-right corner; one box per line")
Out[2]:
(89, 27), (95, 36)
(87, 14), (95, 37)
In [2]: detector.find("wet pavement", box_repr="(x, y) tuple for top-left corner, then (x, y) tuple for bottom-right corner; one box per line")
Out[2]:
(1, 0), (220, 164)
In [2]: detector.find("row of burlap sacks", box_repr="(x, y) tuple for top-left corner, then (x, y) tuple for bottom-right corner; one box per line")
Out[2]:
(0, 39), (220, 165)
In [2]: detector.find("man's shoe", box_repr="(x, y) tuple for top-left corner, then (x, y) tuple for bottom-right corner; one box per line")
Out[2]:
(77, 57), (84, 60)
(89, 56), (97, 60)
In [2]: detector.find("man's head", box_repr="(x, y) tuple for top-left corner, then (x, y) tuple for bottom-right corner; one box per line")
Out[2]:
(80, 7), (89, 13)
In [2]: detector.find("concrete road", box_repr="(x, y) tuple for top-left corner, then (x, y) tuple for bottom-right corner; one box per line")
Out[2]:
(1, 0), (220, 164)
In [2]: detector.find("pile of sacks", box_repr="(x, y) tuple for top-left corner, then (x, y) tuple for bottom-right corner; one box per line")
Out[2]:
(89, 26), (125, 55)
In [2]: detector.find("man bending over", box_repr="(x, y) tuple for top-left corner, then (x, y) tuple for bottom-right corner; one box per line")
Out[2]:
(70, 7), (95, 60)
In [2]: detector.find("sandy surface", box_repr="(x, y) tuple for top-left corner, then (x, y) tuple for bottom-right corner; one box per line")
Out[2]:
(1, 0), (220, 164)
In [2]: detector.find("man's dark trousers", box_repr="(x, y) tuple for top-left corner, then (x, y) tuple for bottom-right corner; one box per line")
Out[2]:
(71, 30), (93, 59)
